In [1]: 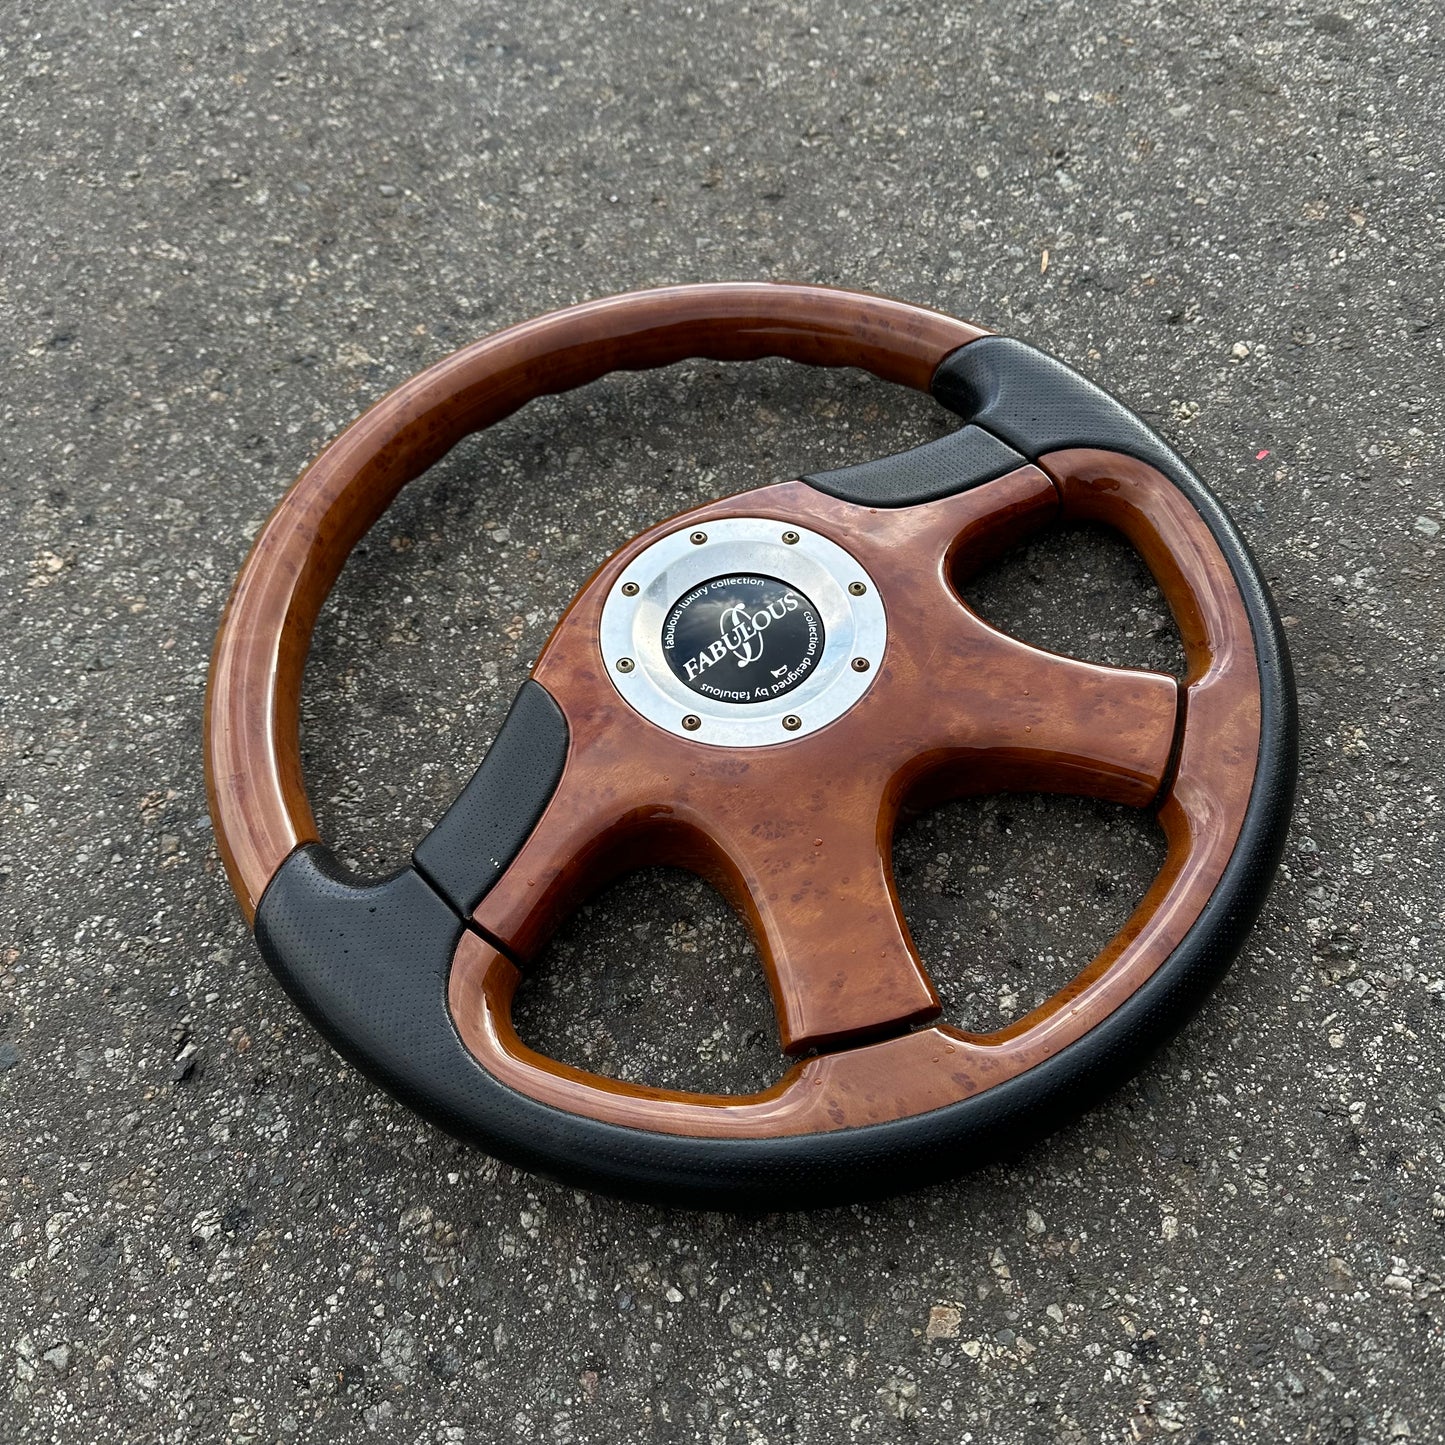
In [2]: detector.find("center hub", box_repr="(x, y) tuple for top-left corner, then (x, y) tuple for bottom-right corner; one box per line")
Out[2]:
(597, 516), (885, 747)
(661, 573), (824, 705)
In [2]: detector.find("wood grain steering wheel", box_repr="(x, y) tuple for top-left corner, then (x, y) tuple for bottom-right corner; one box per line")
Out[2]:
(206, 283), (1295, 1208)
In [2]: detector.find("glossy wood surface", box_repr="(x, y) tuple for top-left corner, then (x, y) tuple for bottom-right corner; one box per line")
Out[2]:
(450, 930), (1066, 1138)
(205, 284), (989, 921)
(446, 451), (1262, 1136)
(466, 467), (1182, 1059)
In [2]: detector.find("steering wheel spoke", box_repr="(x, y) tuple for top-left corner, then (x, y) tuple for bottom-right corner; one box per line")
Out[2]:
(710, 774), (941, 1055)
(468, 686), (942, 1059)
(916, 626), (1181, 807)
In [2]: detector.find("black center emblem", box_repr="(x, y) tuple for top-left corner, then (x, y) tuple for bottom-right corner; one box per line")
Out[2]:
(661, 574), (825, 705)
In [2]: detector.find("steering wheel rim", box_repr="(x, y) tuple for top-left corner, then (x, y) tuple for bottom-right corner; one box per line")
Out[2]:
(206, 282), (1296, 1208)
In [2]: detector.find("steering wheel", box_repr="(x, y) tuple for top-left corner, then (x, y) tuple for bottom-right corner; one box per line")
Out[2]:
(206, 283), (1295, 1208)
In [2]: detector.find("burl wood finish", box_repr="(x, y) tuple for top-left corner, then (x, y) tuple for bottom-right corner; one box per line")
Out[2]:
(469, 468), (1180, 1056)
(205, 284), (988, 922)
(451, 929), (1084, 1139)
(446, 449), (1262, 1137)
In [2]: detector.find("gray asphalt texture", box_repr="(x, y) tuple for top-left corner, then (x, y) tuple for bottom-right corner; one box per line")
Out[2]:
(2, 2), (1442, 1442)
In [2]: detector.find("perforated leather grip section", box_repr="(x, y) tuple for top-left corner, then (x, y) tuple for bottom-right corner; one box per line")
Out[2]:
(801, 334), (1206, 510)
(413, 680), (569, 915)
(254, 846), (475, 1128)
(931, 335), (1184, 472)
(803, 424), (1024, 506)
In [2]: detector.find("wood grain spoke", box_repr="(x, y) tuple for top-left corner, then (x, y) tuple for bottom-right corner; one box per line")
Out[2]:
(914, 629), (1181, 808)
(704, 773), (942, 1055)
(470, 728), (942, 1058)
(451, 449), (1262, 1128)
(471, 463), (1190, 1068)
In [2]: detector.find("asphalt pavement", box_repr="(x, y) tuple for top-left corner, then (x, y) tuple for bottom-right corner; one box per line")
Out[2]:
(2, 2), (1442, 1441)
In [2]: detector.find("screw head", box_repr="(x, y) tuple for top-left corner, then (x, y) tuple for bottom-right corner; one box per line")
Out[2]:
(781, 530), (800, 544)
(620, 581), (639, 597)
(616, 657), (635, 673)
(848, 581), (867, 596)
(851, 657), (871, 672)
(689, 530), (708, 545)
(782, 714), (802, 731)
(682, 714), (702, 731)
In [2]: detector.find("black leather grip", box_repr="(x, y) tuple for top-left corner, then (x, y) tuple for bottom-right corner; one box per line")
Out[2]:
(803, 423), (1024, 506)
(250, 335), (1296, 1210)
(931, 335), (1195, 473)
(413, 680), (568, 916)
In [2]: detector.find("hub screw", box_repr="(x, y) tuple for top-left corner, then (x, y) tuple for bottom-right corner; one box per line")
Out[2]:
(621, 581), (639, 596)
(848, 581), (867, 596)
(851, 657), (871, 672)
(782, 714), (802, 731)
(616, 657), (635, 673)
(690, 530), (708, 545)
(781, 530), (800, 544)
(682, 714), (702, 731)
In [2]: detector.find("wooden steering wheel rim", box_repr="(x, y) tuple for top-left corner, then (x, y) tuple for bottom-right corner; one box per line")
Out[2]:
(205, 283), (1296, 1207)
(206, 282), (985, 920)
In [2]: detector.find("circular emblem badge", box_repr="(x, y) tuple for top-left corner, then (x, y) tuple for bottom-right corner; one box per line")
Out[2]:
(661, 574), (825, 705)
